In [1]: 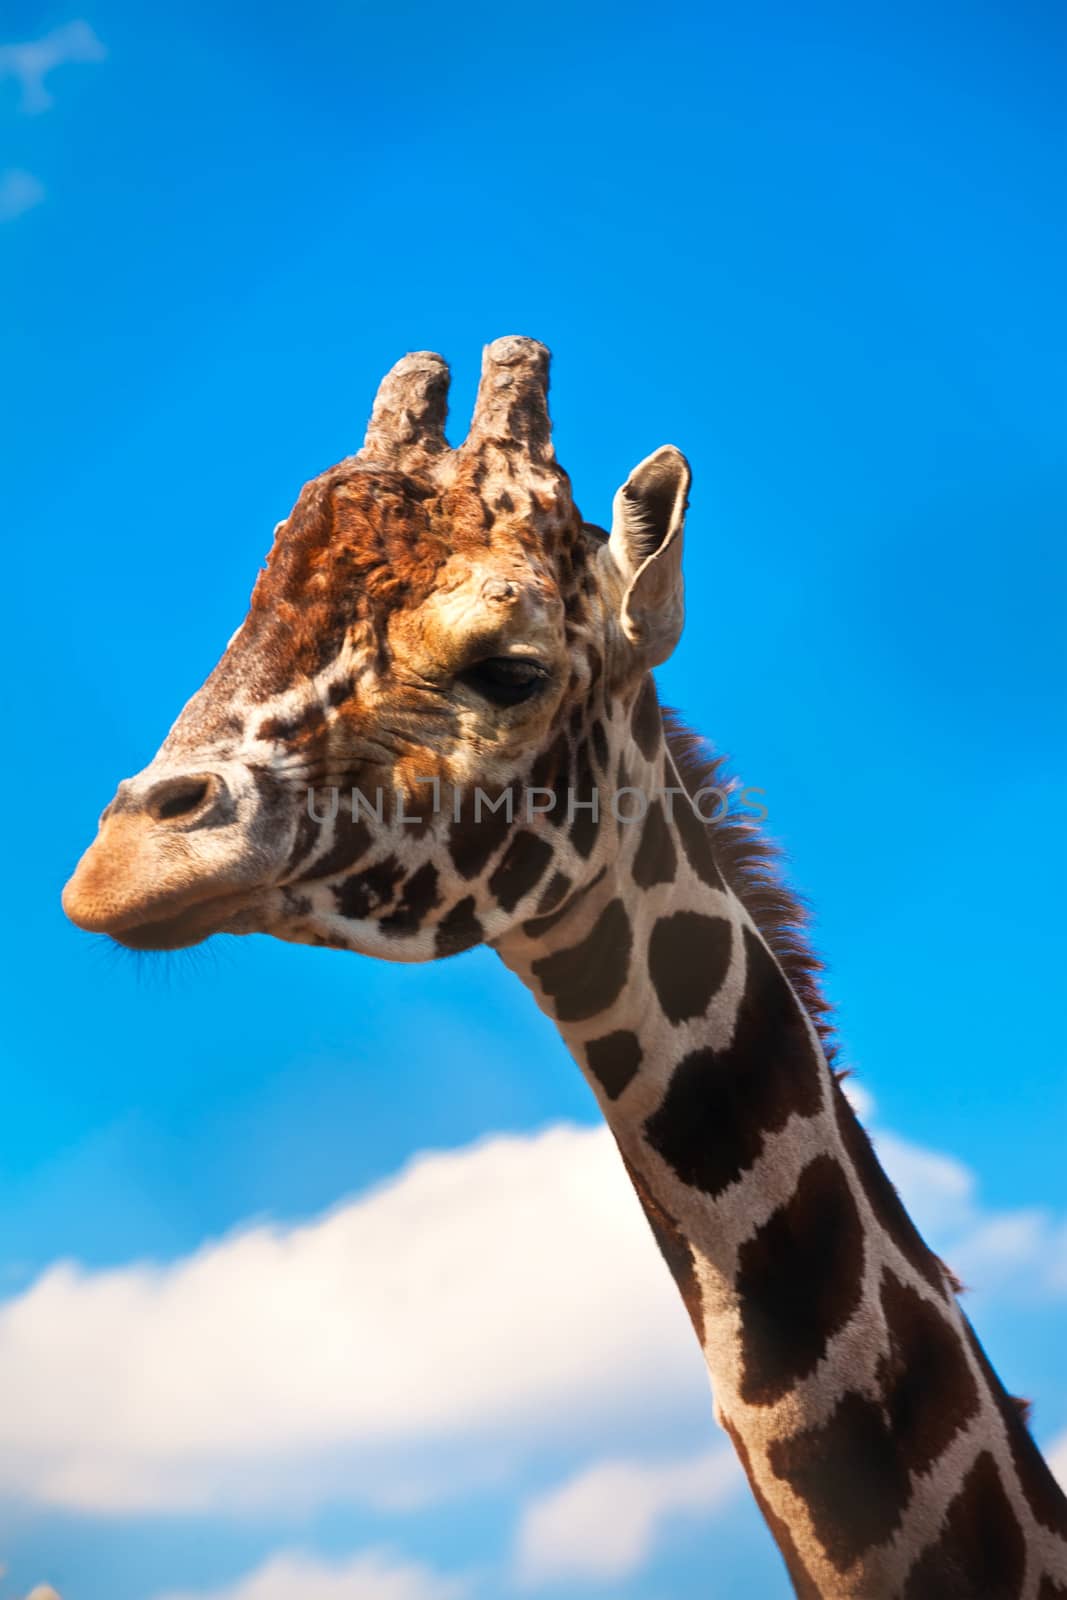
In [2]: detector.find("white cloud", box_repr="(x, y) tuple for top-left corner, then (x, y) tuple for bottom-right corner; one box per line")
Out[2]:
(1047, 1429), (1067, 1492)
(152, 1548), (463, 1600)
(515, 1448), (740, 1586)
(0, 1125), (704, 1515)
(872, 1128), (1067, 1301)
(840, 1077), (875, 1121)
(0, 1105), (1062, 1524)
(873, 1130), (976, 1235)
(0, 168), (44, 222)
(0, 21), (105, 114)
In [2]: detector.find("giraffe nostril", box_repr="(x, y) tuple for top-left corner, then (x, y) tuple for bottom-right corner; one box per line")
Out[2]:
(146, 775), (218, 824)
(156, 782), (208, 820)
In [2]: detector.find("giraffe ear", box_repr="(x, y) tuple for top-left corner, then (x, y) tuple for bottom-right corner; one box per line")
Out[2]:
(608, 445), (690, 666)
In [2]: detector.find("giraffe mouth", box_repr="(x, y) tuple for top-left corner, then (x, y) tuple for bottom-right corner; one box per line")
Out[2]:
(61, 800), (274, 951)
(106, 894), (261, 951)
(63, 886), (261, 952)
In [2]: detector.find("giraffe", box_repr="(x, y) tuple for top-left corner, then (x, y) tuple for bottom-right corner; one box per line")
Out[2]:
(62, 337), (1067, 1598)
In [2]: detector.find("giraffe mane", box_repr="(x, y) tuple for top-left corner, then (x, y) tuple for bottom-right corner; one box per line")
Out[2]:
(662, 708), (837, 1066)
(662, 709), (1024, 1332)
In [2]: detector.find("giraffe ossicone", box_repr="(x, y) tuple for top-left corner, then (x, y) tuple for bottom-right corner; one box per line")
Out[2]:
(63, 337), (1067, 1598)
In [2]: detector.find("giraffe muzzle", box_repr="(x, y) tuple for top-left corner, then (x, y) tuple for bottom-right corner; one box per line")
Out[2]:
(62, 762), (284, 950)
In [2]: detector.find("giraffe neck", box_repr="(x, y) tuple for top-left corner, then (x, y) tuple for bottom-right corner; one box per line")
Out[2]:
(495, 689), (1067, 1598)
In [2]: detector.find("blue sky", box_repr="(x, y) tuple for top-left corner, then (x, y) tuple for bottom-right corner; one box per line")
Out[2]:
(2, 2), (1065, 1596)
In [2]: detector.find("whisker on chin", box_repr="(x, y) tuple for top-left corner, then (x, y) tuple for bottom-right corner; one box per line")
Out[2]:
(101, 932), (234, 987)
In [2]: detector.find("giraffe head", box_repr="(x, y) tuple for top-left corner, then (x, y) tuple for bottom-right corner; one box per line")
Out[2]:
(63, 337), (690, 957)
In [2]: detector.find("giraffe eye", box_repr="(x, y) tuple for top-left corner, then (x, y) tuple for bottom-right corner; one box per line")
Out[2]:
(460, 656), (548, 708)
